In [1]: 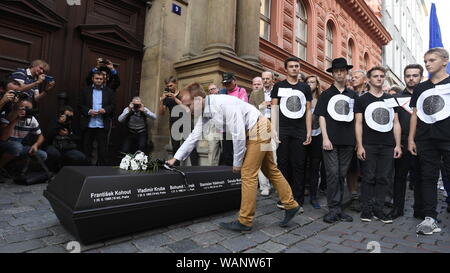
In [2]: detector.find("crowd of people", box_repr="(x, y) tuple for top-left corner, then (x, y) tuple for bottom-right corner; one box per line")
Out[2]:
(1, 48), (449, 235)
(164, 48), (450, 235)
(0, 58), (157, 183)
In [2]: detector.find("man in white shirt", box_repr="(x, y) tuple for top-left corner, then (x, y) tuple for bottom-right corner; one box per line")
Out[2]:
(166, 89), (300, 232)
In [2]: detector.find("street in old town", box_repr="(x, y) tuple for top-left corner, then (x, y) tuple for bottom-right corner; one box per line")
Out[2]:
(0, 180), (448, 253)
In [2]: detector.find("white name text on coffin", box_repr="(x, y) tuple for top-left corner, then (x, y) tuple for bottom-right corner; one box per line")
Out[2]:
(327, 94), (354, 122)
(364, 98), (398, 133)
(416, 83), (450, 124)
(278, 88), (306, 119)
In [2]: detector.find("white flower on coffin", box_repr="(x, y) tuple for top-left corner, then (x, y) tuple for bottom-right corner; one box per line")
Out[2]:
(124, 155), (132, 161)
(135, 152), (145, 162)
(141, 164), (148, 171)
(143, 156), (148, 164)
(130, 160), (140, 171)
(119, 157), (131, 170)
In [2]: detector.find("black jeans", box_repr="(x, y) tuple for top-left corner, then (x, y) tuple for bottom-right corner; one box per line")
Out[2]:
(122, 131), (148, 154)
(416, 140), (450, 219)
(83, 128), (108, 166)
(46, 145), (87, 172)
(171, 134), (200, 166)
(393, 143), (421, 212)
(322, 145), (354, 213)
(360, 145), (394, 213)
(219, 138), (234, 166)
(277, 135), (307, 204)
(305, 135), (323, 200)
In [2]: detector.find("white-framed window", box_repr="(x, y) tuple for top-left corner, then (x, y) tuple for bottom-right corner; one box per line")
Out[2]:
(325, 23), (334, 69)
(295, 0), (307, 60)
(259, 0), (271, 40)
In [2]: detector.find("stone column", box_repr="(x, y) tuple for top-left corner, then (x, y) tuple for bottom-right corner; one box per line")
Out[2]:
(203, 0), (237, 54)
(182, 0), (208, 59)
(236, 0), (261, 65)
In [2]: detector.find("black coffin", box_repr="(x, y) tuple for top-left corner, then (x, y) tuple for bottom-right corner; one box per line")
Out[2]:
(44, 166), (242, 244)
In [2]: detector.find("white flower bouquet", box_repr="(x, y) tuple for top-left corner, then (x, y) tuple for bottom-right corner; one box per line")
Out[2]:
(119, 151), (159, 172)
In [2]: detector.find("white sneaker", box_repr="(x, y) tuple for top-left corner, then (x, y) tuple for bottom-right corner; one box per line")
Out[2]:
(416, 217), (442, 235)
(260, 188), (270, 196)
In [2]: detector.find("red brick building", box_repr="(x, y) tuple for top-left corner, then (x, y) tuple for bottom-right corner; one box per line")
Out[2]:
(258, 0), (391, 86)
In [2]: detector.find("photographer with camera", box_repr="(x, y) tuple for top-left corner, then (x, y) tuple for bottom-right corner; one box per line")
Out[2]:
(0, 98), (46, 180)
(0, 78), (22, 115)
(86, 58), (120, 92)
(159, 76), (185, 158)
(10, 60), (55, 102)
(118, 97), (156, 154)
(44, 106), (86, 172)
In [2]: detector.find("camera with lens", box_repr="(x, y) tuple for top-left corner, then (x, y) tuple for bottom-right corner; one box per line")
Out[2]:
(133, 103), (141, 111)
(164, 87), (171, 93)
(12, 90), (29, 100)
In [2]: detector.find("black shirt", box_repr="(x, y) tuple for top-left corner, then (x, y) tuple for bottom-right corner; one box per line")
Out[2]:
(410, 76), (450, 142)
(314, 85), (357, 146)
(163, 93), (183, 125)
(354, 92), (398, 146)
(271, 80), (312, 139)
(394, 89), (414, 143)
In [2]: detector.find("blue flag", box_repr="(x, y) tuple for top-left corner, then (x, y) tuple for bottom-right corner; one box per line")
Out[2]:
(429, 3), (450, 74)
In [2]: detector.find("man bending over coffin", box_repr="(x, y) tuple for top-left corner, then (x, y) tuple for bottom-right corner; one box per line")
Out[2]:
(166, 85), (300, 232)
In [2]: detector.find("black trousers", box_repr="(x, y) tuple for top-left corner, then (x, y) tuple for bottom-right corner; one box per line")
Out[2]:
(393, 143), (421, 212)
(83, 128), (108, 166)
(122, 131), (148, 154)
(219, 136), (234, 166)
(322, 145), (354, 213)
(416, 140), (450, 219)
(360, 145), (394, 213)
(305, 135), (323, 200)
(277, 135), (307, 204)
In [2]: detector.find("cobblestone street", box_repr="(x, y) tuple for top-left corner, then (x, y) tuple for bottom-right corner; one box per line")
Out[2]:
(0, 180), (449, 253)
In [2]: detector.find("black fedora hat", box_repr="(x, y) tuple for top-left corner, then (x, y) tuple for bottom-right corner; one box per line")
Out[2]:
(326, 58), (353, 73)
(222, 72), (236, 83)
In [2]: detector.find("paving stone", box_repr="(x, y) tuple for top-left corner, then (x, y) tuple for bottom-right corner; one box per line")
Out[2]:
(382, 236), (421, 248)
(219, 235), (258, 253)
(133, 234), (174, 251)
(243, 248), (266, 253)
(188, 222), (219, 233)
(255, 215), (281, 227)
(244, 230), (271, 244)
(436, 240), (450, 247)
(187, 245), (231, 253)
(292, 242), (327, 253)
(135, 246), (173, 253)
(4, 229), (52, 243)
(341, 239), (370, 251)
(0, 239), (46, 253)
(28, 245), (67, 253)
(271, 233), (303, 246)
(340, 233), (365, 243)
(260, 225), (288, 237)
(404, 235), (438, 246)
(42, 234), (75, 245)
(419, 243), (450, 253)
(256, 241), (286, 253)
(290, 226), (319, 238)
(167, 238), (200, 253)
(100, 242), (139, 253)
(298, 237), (328, 247)
(190, 231), (224, 246)
(392, 244), (432, 253)
(324, 243), (356, 253)
(283, 246), (312, 253)
(314, 234), (345, 245)
(164, 228), (195, 241)
(353, 231), (384, 241)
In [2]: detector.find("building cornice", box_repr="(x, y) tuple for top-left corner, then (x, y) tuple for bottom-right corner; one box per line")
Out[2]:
(339, 0), (392, 46)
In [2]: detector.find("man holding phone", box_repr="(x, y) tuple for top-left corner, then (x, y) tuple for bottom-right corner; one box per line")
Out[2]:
(11, 59), (56, 102)
(86, 57), (120, 92)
